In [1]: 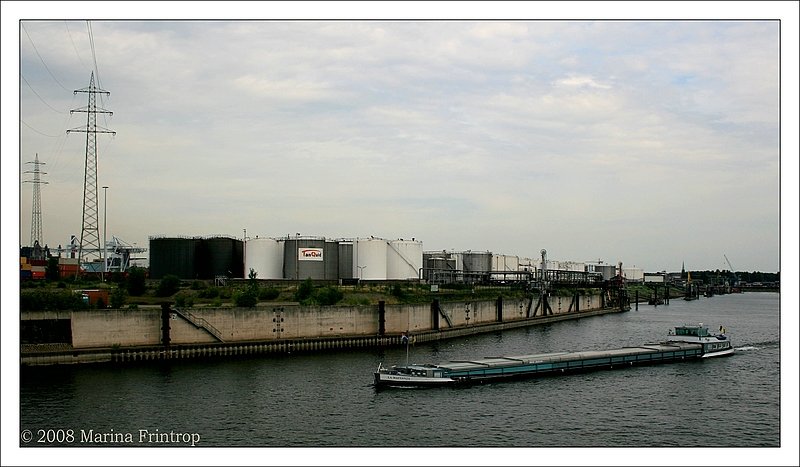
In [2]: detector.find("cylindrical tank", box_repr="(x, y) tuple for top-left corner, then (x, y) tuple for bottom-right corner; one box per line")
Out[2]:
(387, 239), (423, 280)
(423, 253), (455, 283)
(148, 236), (197, 279)
(354, 238), (387, 280)
(491, 254), (520, 271)
(463, 250), (492, 283)
(462, 251), (492, 273)
(245, 237), (284, 280)
(561, 261), (585, 272)
(283, 236), (332, 280)
(338, 241), (354, 280)
(519, 257), (534, 271)
(196, 236), (242, 279)
(203, 237), (244, 279)
(324, 240), (339, 280)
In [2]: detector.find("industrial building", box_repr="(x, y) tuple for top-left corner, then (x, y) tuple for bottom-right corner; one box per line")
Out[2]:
(148, 233), (639, 286)
(150, 235), (426, 282)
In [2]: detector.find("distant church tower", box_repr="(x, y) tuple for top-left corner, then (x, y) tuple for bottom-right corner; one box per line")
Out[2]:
(681, 261), (686, 278)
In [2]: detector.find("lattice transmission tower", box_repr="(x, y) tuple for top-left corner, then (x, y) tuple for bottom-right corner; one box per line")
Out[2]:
(23, 153), (48, 247)
(67, 71), (115, 264)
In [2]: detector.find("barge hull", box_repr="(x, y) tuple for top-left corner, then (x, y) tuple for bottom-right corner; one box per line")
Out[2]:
(375, 342), (705, 388)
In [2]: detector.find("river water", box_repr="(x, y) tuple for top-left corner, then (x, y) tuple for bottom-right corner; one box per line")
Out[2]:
(14, 292), (792, 465)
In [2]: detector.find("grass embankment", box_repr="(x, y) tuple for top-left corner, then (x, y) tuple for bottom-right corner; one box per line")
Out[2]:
(20, 277), (534, 311)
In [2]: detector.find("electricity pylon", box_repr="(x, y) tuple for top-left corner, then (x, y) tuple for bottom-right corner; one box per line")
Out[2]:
(23, 153), (48, 247)
(67, 72), (115, 266)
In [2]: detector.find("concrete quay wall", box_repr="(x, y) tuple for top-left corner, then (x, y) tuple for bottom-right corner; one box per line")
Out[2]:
(21, 293), (616, 358)
(20, 306), (626, 366)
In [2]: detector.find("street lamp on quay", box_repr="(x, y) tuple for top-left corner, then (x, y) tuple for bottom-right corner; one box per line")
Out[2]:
(357, 265), (367, 286)
(102, 186), (109, 282)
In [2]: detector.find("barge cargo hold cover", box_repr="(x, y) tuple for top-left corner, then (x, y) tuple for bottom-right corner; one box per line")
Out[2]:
(375, 341), (707, 388)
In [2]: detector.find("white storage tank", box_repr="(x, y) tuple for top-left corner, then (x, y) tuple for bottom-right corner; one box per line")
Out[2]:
(519, 257), (535, 272)
(245, 237), (284, 279)
(562, 260), (585, 272)
(387, 239), (423, 280)
(450, 251), (464, 273)
(354, 238), (388, 280)
(623, 267), (644, 282)
(491, 254), (520, 271)
(491, 254), (520, 281)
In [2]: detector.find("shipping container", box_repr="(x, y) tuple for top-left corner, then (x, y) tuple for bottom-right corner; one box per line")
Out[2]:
(77, 289), (110, 307)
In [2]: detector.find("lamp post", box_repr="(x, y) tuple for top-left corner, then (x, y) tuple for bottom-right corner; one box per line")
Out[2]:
(295, 233), (300, 281)
(102, 186), (108, 281)
(243, 228), (247, 279)
(357, 265), (367, 286)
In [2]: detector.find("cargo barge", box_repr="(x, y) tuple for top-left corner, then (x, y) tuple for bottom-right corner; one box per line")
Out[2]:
(374, 324), (733, 388)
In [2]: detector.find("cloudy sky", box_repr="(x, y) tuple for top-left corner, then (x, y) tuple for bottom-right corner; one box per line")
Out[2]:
(5, 3), (797, 274)
(2, 3), (799, 466)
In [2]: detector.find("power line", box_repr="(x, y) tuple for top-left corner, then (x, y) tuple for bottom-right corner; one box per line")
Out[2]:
(87, 21), (102, 90)
(65, 21), (89, 71)
(20, 73), (67, 114)
(87, 21), (110, 127)
(21, 22), (70, 92)
(20, 119), (61, 138)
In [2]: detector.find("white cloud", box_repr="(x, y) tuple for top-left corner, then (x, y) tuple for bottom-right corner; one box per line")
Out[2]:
(7, 19), (787, 272)
(554, 74), (612, 89)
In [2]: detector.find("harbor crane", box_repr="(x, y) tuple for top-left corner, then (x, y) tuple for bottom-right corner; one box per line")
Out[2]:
(724, 254), (739, 287)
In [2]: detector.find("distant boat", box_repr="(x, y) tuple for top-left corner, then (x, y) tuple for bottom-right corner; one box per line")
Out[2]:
(684, 272), (699, 300)
(666, 323), (734, 358)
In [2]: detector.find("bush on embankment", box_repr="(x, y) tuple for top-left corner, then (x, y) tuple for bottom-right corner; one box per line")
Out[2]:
(20, 289), (89, 311)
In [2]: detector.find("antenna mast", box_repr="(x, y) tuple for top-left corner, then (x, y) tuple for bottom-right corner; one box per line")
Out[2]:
(67, 71), (115, 266)
(23, 153), (48, 247)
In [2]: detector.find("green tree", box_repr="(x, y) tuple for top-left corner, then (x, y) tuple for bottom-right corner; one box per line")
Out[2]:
(233, 268), (260, 307)
(258, 287), (280, 300)
(20, 290), (88, 311)
(314, 286), (343, 306)
(46, 257), (60, 281)
(233, 288), (258, 307)
(295, 278), (314, 302)
(110, 287), (127, 309)
(175, 292), (195, 308)
(390, 284), (406, 300)
(156, 275), (181, 297)
(127, 267), (146, 296)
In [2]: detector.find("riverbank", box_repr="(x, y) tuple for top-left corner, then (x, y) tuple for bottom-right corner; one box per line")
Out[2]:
(21, 295), (628, 366)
